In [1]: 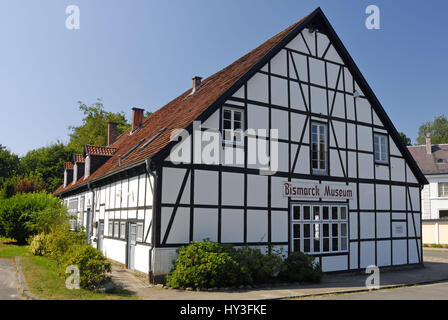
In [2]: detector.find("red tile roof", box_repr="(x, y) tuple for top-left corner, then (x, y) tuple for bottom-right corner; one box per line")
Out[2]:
(85, 145), (118, 157)
(74, 154), (85, 163)
(54, 12), (310, 195)
(408, 145), (448, 175)
(64, 162), (74, 170)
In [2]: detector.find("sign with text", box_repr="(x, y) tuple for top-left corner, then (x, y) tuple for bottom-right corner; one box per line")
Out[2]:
(283, 182), (353, 200)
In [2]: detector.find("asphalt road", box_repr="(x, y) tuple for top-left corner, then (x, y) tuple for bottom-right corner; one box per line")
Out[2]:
(0, 259), (22, 300)
(305, 248), (448, 300)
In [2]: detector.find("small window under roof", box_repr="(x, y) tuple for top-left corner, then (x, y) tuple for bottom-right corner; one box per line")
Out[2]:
(120, 138), (146, 162)
(139, 128), (166, 151)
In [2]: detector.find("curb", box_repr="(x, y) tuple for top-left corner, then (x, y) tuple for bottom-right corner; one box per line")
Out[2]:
(15, 256), (40, 300)
(273, 277), (448, 300)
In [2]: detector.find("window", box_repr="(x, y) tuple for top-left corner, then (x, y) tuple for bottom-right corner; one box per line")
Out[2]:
(223, 107), (244, 144)
(114, 221), (119, 238)
(108, 221), (113, 237)
(374, 134), (388, 164)
(311, 123), (327, 174)
(291, 204), (348, 254)
(137, 223), (144, 242)
(120, 222), (126, 239)
(439, 210), (448, 218)
(439, 183), (448, 197)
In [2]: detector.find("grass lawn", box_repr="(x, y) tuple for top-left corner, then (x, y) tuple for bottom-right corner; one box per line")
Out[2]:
(0, 237), (138, 300)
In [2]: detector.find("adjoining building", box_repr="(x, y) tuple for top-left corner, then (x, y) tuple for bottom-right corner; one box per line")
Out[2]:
(408, 134), (448, 244)
(54, 8), (427, 281)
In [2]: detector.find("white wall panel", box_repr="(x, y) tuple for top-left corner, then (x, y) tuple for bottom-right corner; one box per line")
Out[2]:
(202, 109), (220, 129)
(290, 81), (308, 111)
(322, 255), (348, 272)
(408, 239), (419, 264)
(193, 208), (218, 242)
(290, 113), (308, 142)
(357, 125), (372, 151)
(162, 168), (189, 204)
(271, 109), (289, 140)
(247, 104), (268, 133)
(360, 212), (375, 239)
(360, 241), (375, 268)
(375, 184), (390, 210)
(393, 240), (407, 265)
(247, 73), (269, 103)
(221, 209), (244, 243)
(271, 177), (288, 208)
(349, 211), (358, 240)
(350, 242), (358, 269)
(270, 49), (288, 77)
(247, 174), (268, 207)
(247, 210), (268, 242)
(286, 34), (310, 56)
(289, 52), (308, 81)
(301, 31), (316, 56)
(356, 98), (372, 124)
(194, 170), (218, 205)
(271, 210), (288, 242)
(161, 207), (189, 244)
(377, 241), (391, 267)
(309, 57), (325, 86)
(310, 86), (327, 115)
(392, 186), (406, 210)
(358, 153), (374, 179)
(222, 172), (244, 206)
(390, 157), (406, 182)
(376, 212), (390, 238)
(271, 76), (288, 107)
(359, 183), (374, 210)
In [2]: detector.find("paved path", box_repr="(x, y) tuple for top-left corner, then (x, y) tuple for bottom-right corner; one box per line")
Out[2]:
(303, 280), (448, 300)
(110, 248), (448, 300)
(0, 258), (23, 300)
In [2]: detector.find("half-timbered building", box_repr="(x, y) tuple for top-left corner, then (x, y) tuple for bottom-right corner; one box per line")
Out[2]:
(54, 8), (427, 281)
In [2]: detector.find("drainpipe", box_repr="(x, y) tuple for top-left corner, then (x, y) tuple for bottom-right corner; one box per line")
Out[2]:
(145, 158), (156, 282)
(88, 182), (95, 244)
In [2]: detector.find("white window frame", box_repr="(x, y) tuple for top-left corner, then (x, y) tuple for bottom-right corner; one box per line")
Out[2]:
(291, 203), (348, 255)
(136, 222), (144, 242)
(222, 107), (244, 145)
(108, 221), (113, 237)
(114, 221), (119, 238)
(438, 182), (448, 198)
(311, 122), (328, 175)
(120, 221), (126, 239)
(374, 133), (389, 164)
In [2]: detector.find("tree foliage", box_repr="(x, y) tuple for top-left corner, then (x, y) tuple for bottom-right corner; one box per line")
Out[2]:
(398, 132), (412, 146)
(67, 99), (130, 153)
(19, 142), (72, 192)
(0, 145), (20, 181)
(417, 115), (448, 145)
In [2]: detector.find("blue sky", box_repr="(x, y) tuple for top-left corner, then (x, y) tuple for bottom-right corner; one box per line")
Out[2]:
(0, 0), (447, 155)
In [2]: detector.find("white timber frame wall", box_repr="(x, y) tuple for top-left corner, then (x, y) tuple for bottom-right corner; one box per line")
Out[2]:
(62, 172), (154, 274)
(156, 29), (423, 274)
(421, 174), (448, 219)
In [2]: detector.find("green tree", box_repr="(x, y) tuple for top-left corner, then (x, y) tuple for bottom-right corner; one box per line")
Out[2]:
(399, 132), (412, 146)
(19, 142), (72, 192)
(0, 145), (20, 180)
(417, 115), (448, 145)
(67, 99), (130, 153)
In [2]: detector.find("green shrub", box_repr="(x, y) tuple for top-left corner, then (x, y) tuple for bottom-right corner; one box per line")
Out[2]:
(29, 233), (49, 256)
(280, 251), (322, 283)
(44, 229), (86, 260)
(233, 246), (285, 284)
(61, 244), (111, 289)
(166, 239), (243, 289)
(0, 192), (69, 243)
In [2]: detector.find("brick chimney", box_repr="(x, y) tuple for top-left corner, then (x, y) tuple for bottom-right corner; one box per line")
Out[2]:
(132, 108), (144, 131)
(192, 76), (202, 94)
(426, 132), (432, 154)
(108, 122), (117, 146)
